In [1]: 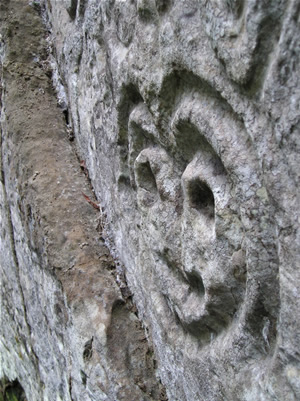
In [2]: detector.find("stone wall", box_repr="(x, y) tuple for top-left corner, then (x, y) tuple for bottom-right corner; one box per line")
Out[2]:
(1, 0), (299, 400)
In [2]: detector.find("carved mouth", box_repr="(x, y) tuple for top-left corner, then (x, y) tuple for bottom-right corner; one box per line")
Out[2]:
(157, 251), (233, 341)
(169, 291), (231, 340)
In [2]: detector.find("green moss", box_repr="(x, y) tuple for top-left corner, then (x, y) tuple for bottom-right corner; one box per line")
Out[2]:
(0, 378), (26, 401)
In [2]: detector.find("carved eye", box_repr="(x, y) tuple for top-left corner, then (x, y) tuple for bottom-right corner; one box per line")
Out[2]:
(135, 159), (158, 207)
(136, 160), (158, 194)
(134, 148), (179, 207)
(187, 178), (215, 220)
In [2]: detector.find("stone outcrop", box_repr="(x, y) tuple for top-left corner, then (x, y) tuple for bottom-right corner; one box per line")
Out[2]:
(1, 0), (299, 400)
(0, 2), (165, 400)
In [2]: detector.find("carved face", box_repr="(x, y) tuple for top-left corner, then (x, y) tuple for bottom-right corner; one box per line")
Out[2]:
(115, 71), (275, 346)
(133, 144), (243, 341)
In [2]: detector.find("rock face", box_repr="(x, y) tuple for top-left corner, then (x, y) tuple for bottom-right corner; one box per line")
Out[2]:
(1, 0), (299, 400)
(0, 2), (165, 401)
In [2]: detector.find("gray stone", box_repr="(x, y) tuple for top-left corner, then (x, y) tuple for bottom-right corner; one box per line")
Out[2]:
(0, 1), (164, 400)
(1, 0), (299, 400)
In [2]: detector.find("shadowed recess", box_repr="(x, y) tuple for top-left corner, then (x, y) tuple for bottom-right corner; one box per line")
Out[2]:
(0, 378), (27, 401)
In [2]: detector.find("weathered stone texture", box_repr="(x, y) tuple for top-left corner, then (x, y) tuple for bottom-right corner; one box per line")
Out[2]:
(1, 0), (299, 400)
(0, 1), (164, 400)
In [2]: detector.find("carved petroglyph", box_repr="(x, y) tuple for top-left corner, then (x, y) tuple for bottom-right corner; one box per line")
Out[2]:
(43, 0), (299, 399)
(116, 70), (278, 347)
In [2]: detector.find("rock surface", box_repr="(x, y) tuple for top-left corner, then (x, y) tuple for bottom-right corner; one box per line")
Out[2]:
(0, 1), (165, 400)
(1, 0), (300, 400)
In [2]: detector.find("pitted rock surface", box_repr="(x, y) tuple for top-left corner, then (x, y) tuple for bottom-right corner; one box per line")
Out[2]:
(0, 1), (165, 401)
(1, 0), (299, 400)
